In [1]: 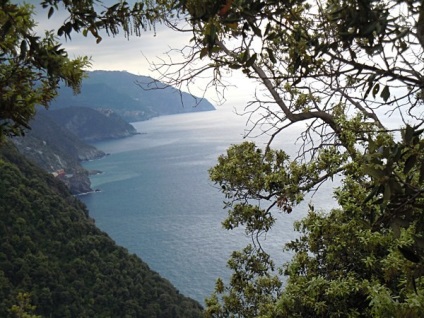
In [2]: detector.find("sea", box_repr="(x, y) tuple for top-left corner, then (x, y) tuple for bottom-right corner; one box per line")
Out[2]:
(80, 107), (337, 305)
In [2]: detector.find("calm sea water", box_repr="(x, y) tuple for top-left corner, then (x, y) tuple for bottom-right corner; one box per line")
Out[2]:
(80, 108), (336, 304)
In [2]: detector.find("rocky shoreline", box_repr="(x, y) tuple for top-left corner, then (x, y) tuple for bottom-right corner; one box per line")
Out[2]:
(11, 108), (140, 195)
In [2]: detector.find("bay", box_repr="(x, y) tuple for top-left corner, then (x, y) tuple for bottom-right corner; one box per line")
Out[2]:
(80, 107), (336, 304)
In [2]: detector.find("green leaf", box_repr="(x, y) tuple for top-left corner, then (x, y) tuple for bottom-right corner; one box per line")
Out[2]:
(229, 63), (242, 69)
(246, 53), (257, 67)
(2, 20), (12, 36)
(19, 40), (27, 58)
(293, 56), (301, 72)
(264, 23), (271, 37)
(413, 128), (424, 137)
(372, 83), (380, 98)
(250, 22), (262, 37)
(363, 186), (379, 204)
(393, 144), (402, 161)
(403, 125), (414, 145)
(209, 24), (217, 43)
(398, 246), (420, 263)
(364, 74), (376, 99)
(395, 28), (409, 40)
(380, 85), (390, 102)
(388, 179), (403, 195)
(267, 48), (277, 64)
(48, 7), (54, 19)
(363, 166), (385, 179)
(383, 184), (391, 202)
(403, 154), (417, 175)
(199, 47), (208, 59)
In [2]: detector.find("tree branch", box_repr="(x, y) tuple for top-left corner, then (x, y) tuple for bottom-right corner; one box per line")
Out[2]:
(216, 40), (341, 136)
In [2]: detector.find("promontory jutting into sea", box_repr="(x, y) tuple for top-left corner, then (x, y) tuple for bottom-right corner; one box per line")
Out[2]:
(7, 69), (336, 308)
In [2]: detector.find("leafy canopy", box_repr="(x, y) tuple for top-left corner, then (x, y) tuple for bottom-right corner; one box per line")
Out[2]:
(159, 0), (424, 316)
(0, 1), (91, 139)
(5, 0), (424, 316)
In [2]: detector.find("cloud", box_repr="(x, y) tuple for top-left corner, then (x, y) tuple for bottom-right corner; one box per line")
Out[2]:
(27, 0), (254, 108)
(30, 2), (180, 72)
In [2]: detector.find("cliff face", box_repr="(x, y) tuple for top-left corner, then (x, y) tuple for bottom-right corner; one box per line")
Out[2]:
(13, 71), (216, 194)
(45, 107), (139, 142)
(15, 111), (105, 161)
(49, 70), (216, 122)
(12, 111), (106, 194)
(0, 143), (203, 317)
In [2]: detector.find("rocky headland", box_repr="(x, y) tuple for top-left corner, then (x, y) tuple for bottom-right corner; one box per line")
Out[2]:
(13, 70), (216, 195)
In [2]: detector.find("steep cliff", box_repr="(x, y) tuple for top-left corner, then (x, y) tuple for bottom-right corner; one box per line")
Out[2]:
(12, 111), (106, 194)
(0, 143), (203, 317)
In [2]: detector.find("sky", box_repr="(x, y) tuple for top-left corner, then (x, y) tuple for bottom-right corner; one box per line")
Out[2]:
(29, 0), (258, 111)
(27, 0), (409, 134)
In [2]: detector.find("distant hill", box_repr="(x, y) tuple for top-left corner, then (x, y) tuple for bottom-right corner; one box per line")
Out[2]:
(12, 107), (143, 194)
(50, 70), (216, 122)
(44, 107), (139, 142)
(18, 110), (106, 162)
(12, 111), (106, 194)
(0, 143), (203, 317)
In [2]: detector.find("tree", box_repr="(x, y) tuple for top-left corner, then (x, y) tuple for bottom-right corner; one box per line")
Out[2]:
(9, 292), (41, 318)
(7, 0), (424, 315)
(0, 0), (176, 139)
(147, 0), (424, 316)
(164, 1), (424, 316)
(0, 0), (91, 139)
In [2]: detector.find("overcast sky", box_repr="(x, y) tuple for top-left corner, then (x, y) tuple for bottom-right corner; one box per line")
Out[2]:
(26, 0), (409, 136)
(28, 0), (258, 111)
(30, 0), (189, 74)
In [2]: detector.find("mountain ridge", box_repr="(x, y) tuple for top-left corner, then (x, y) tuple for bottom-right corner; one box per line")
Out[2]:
(50, 70), (215, 122)
(44, 106), (139, 142)
(12, 111), (107, 194)
(13, 69), (216, 195)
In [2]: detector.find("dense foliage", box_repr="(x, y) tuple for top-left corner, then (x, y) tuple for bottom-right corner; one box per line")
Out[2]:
(0, 143), (203, 317)
(43, 106), (138, 142)
(3, 0), (424, 316)
(179, 0), (424, 316)
(0, 0), (89, 139)
(207, 138), (424, 317)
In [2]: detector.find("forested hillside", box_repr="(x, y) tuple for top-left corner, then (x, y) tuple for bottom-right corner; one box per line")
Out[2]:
(12, 111), (106, 194)
(44, 107), (139, 142)
(12, 107), (142, 194)
(49, 70), (216, 122)
(0, 143), (203, 317)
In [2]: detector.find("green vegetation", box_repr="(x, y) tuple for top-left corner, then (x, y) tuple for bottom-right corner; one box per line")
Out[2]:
(1, 2), (205, 317)
(12, 111), (106, 194)
(50, 71), (216, 122)
(3, 0), (424, 316)
(0, 0), (89, 139)
(207, 139), (424, 317)
(61, 0), (421, 316)
(170, 0), (424, 316)
(43, 106), (138, 142)
(0, 143), (203, 317)
(9, 292), (41, 318)
(1, 3), (204, 316)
